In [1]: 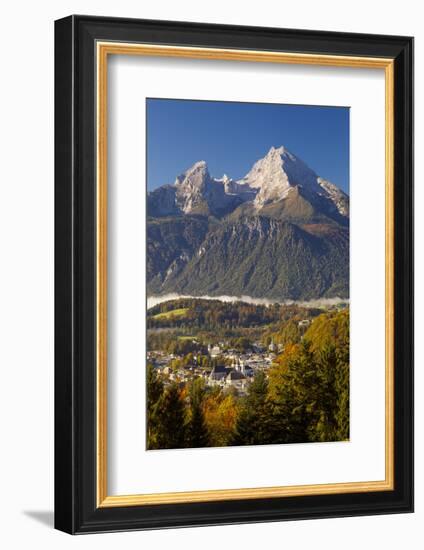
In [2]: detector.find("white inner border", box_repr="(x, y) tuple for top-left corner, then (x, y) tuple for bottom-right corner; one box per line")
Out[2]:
(107, 54), (386, 496)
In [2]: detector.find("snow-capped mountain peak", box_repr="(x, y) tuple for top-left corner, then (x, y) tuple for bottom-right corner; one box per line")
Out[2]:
(238, 145), (321, 206)
(171, 160), (242, 216)
(148, 146), (349, 219)
(174, 160), (209, 188)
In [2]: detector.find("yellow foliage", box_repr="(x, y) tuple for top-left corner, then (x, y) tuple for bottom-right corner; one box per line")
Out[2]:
(304, 309), (349, 351)
(268, 343), (300, 399)
(203, 393), (238, 447)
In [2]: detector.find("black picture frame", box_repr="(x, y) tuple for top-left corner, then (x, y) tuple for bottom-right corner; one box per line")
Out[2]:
(55, 14), (414, 534)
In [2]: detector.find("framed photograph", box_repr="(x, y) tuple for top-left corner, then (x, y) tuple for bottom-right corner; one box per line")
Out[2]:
(54, 15), (413, 534)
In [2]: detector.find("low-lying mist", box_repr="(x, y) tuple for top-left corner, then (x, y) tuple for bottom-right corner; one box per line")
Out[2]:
(147, 293), (349, 310)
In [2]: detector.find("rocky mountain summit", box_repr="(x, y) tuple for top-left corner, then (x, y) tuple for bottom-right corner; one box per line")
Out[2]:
(147, 146), (350, 301)
(148, 146), (349, 223)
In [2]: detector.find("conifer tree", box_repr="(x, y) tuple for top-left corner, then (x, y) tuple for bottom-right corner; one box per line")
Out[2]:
(231, 371), (274, 446)
(186, 378), (209, 448)
(334, 336), (350, 440)
(146, 364), (164, 450)
(154, 383), (187, 449)
(147, 363), (163, 409)
(310, 345), (339, 442)
(271, 341), (317, 444)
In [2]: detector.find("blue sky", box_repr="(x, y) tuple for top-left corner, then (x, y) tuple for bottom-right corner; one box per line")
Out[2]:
(147, 98), (349, 194)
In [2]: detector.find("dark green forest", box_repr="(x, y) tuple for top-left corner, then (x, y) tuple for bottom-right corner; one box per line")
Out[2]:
(147, 215), (349, 301)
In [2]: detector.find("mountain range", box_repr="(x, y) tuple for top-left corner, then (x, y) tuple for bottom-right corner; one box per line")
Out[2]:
(147, 146), (349, 301)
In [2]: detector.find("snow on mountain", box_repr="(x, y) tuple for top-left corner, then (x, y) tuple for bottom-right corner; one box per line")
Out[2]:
(216, 174), (257, 200)
(172, 161), (242, 216)
(316, 177), (349, 217)
(148, 146), (349, 218)
(237, 145), (348, 216)
(173, 160), (211, 213)
(237, 146), (319, 205)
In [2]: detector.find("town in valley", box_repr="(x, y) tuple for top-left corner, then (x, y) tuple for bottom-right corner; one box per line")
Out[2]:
(146, 297), (349, 450)
(147, 300), (325, 396)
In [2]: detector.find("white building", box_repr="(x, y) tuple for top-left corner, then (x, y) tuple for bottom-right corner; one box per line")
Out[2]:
(225, 370), (247, 391)
(208, 364), (231, 386)
(208, 344), (221, 358)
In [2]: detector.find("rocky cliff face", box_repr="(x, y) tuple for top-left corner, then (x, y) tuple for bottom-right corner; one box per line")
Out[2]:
(148, 161), (245, 218)
(148, 145), (349, 220)
(147, 146), (350, 301)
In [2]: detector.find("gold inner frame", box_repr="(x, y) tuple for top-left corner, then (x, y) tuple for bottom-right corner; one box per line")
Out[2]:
(96, 42), (395, 508)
